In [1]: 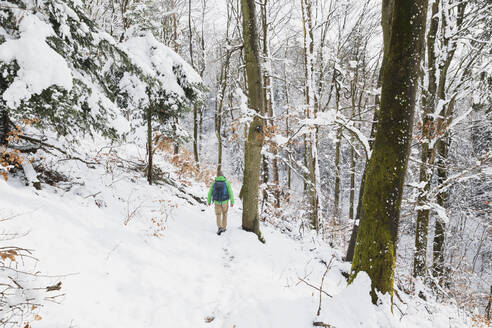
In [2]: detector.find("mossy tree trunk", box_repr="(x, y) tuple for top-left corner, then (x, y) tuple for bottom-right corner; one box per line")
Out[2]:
(349, 0), (428, 303)
(240, 0), (264, 239)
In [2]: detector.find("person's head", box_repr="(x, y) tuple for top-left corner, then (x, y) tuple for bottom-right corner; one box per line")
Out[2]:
(217, 167), (223, 177)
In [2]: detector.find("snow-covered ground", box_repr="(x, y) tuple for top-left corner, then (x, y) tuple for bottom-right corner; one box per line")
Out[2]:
(0, 143), (477, 328)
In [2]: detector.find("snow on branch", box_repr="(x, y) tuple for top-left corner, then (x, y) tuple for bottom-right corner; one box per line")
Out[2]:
(0, 14), (73, 108)
(295, 110), (372, 160)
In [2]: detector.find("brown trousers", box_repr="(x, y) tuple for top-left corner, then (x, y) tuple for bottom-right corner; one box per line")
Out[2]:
(214, 203), (229, 229)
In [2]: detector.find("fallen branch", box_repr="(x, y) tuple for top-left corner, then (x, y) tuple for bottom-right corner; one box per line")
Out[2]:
(9, 144), (40, 153)
(313, 322), (335, 327)
(157, 173), (207, 205)
(176, 194), (195, 206)
(18, 135), (97, 167)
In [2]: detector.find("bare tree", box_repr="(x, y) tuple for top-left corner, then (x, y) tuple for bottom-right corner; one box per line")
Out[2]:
(240, 0), (265, 240)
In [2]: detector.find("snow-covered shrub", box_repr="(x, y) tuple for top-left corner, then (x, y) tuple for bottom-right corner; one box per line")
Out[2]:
(154, 135), (214, 186)
(0, 245), (62, 328)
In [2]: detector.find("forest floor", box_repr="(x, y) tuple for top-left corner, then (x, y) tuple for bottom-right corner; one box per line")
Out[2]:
(0, 141), (477, 328)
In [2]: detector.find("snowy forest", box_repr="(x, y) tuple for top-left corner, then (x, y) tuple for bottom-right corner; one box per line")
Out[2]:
(0, 0), (490, 327)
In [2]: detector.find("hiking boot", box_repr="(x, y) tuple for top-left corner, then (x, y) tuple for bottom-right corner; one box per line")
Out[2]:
(217, 228), (223, 235)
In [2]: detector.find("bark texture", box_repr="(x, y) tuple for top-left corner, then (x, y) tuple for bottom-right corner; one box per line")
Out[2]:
(349, 0), (428, 303)
(240, 0), (264, 239)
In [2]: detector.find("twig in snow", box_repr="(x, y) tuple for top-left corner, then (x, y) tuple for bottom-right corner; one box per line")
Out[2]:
(297, 277), (333, 298)
(317, 256), (335, 315)
(313, 322), (335, 327)
(83, 191), (101, 199)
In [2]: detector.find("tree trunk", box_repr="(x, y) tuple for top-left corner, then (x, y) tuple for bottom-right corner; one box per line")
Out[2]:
(432, 136), (449, 278)
(349, 0), (427, 304)
(344, 90), (380, 261)
(272, 151), (280, 207)
(193, 104), (200, 167)
(283, 55), (292, 190)
(147, 106), (153, 185)
(345, 0), (392, 263)
(414, 0), (466, 279)
(260, 0), (280, 208)
(413, 0), (440, 279)
(301, 0), (319, 231)
(188, 0), (194, 68)
(347, 62), (363, 222)
(349, 140), (355, 221)
(172, 0), (180, 155)
(173, 118), (179, 155)
(240, 0), (264, 240)
(215, 47), (231, 171)
(0, 110), (9, 146)
(262, 154), (269, 202)
(333, 126), (342, 221)
(189, 0), (200, 167)
(172, 0), (179, 53)
(485, 285), (491, 321)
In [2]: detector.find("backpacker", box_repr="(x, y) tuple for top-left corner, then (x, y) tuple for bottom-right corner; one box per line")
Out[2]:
(212, 180), (229, 202)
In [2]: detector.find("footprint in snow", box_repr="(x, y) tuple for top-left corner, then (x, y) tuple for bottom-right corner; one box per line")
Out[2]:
(222, 248), (234, 268)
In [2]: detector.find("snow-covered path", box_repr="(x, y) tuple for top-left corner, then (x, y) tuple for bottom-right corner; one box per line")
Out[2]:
(0, 165), (474, 328)
(0, 171), (334, 327)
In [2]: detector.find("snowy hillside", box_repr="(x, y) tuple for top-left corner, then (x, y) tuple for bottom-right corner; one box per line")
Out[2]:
(0, 140), (477, 328)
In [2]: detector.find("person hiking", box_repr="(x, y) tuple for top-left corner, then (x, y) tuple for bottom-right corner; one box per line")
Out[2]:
(207, 169), (234, 235)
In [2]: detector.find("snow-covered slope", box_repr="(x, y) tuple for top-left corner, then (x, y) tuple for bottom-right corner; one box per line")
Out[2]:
(0, 145), (476, 328)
